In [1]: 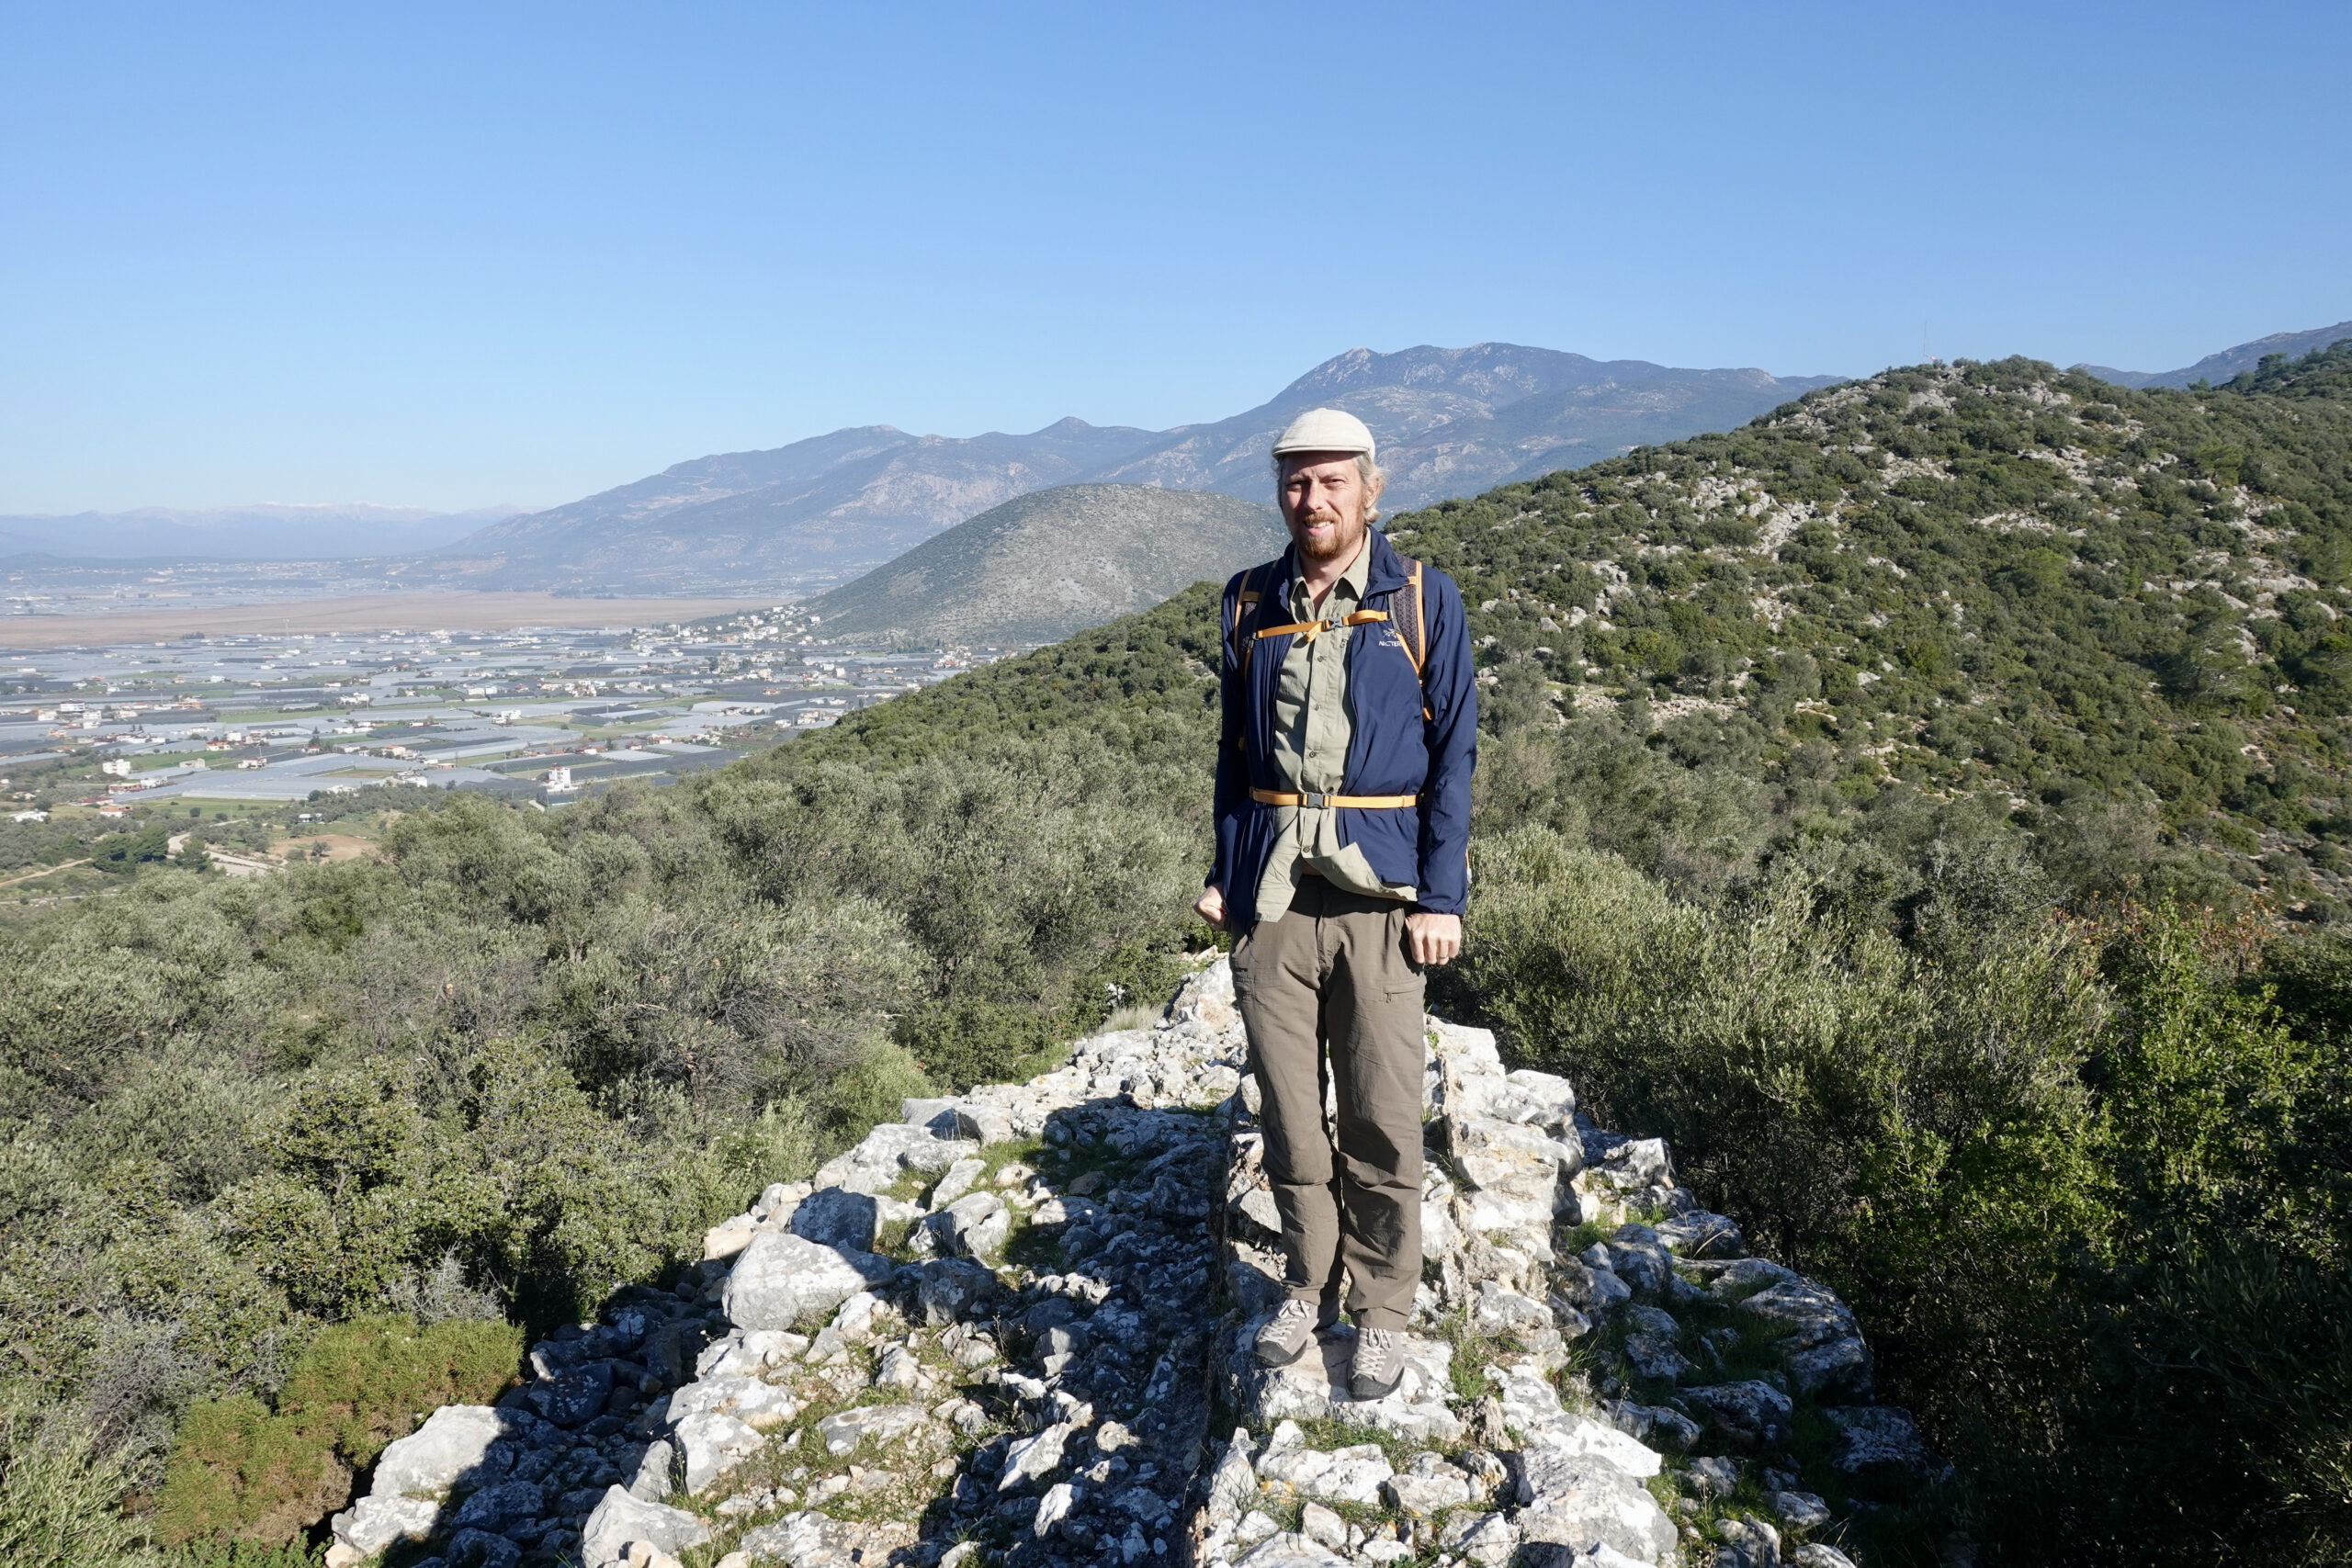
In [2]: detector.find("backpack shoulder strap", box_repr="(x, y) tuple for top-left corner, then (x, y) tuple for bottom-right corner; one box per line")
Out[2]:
(1233, 560), (1280, 679)
(1396, 556), (1428, 674)
(1226, 564), (1263, 650)
(1391, 555), (1433, 720)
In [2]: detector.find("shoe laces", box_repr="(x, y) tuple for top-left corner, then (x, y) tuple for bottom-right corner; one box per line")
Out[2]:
(1272, 1299), (1316, 1324)
(1357, 1326), (1400, 1359)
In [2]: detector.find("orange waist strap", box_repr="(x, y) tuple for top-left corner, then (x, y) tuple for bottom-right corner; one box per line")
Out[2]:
(1250, 788), (1420, 809)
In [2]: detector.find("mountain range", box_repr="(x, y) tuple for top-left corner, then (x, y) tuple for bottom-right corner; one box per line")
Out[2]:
(2075, 319), (2352, 389)
(15, 321), (2346, 596)
(440, 344), (1841, 595)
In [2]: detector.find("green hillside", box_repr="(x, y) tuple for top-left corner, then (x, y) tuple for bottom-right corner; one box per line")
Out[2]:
(799, 481), (1284, 648)
(1398, 354), (2352, 911)
(4, 349), (2348, 1565)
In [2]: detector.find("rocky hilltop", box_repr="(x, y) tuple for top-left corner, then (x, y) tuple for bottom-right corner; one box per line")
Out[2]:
(798, 485), (1284, 649)
(329, 964), (1942, 1568)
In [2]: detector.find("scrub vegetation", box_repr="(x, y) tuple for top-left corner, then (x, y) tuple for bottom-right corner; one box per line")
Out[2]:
(2, 348), (2348, 1562)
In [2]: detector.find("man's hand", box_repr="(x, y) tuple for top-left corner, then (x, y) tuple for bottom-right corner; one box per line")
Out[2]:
(1193, 886), (1227, 931)
(1406, 911), (1462, 966)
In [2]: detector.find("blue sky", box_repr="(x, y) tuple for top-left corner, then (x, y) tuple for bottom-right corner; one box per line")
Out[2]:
(3, 2), (2346, 513)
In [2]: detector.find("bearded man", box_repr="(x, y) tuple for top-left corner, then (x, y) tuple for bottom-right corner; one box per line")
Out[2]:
(1194, 406), (1476, 1399)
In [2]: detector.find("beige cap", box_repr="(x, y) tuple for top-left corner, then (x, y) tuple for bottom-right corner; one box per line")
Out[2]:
(1272, 407), (1375, 461)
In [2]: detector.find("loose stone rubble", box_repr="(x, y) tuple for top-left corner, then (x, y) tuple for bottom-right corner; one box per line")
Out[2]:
(329, 958), (1945, 1568)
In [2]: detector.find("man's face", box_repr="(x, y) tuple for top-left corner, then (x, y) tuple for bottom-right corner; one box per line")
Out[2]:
(1279, 453), (1375, 561)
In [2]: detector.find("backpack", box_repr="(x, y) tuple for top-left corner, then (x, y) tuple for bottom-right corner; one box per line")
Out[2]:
(1227, 551), (1432, 718)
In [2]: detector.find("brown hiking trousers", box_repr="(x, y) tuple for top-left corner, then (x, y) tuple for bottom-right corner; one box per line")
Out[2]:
(1231, 880), (1426, 1331)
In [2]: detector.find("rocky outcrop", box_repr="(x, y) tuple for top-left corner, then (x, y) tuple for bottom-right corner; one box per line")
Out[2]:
(330, 959), (1941, 1568)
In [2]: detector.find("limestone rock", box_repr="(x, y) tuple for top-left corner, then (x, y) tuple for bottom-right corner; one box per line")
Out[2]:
(695, 1328), (807, 1381)
(674, 1408), (766, 1494)
(329, 1495), (438, 1558)
(1716, 1513), (1782, 1568)
(1607, 1400), (1702, 1450)
(719, 1231), (891, 1331)
(1687, 1455), (1744, 1495)
(915, 1257), (1002, 1324)
(1556, 1259), (1633, 1314)
(628, 1438), (675, 1500)
(736, 1510), (917, 1567)
(1656, 1209), (1746, 1258)
(581, 1484), (711, 1565)
(812, 1122), (979, 1195)
(929, 1190), (1010, 1258)
(899, 1096), (964, 1134)
(1168, 959), (1238, 1031)
(668, 1372), (801, 1430)
(1471, 1280), (1558, 1351)
(441, 1529), (520, 1568)
(789, 1187), (881, 1251)
(1516, 1449), (1679, 1562)
(1381, 1470), (1471, 1514)
(1602, 1227), (1674, 1297)
(1792, 1546), (1860, 1568)
(1203, 1427), (1258, 1523)
(703, 1213), (758, 1261)
(1446, 1115), (1571, 1211)
(949, 1101), (1019, 1145)
(928, 1156), (987, 1210)
(1033, 1478), (1079, 1537)
(1437, 1510), (1521, 1566)
(1257, 1436), (1393, 1506)
(1683, 1380), (1796, 1452)
(1706, 1258), (1800, 1299)
(527, 1358), (612, 1427)
(816, 1402), (931, 1457)
(453, 1479), (542, 1530)
(998, 1419), (1074, 1490)
(1235, 1533), (1350, 1567)
(369, 1404), (519, 1498)
(1737, 1280), (1871, 1397)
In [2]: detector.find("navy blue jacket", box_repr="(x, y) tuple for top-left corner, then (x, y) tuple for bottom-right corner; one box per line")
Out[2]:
(1209, 528), (1477, 938)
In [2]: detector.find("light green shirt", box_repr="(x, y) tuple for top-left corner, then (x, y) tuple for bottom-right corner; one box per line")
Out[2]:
(1252, 538), (1419, 925)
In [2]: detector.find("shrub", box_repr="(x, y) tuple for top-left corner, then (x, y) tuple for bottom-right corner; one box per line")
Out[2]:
(1454, 829), (2352, 1562)
(0, 1394), (166, 1566)
(153, 1316), (518, 1547)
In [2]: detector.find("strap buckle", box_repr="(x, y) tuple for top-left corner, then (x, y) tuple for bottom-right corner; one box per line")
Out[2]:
(1300, 791), (1329, 810)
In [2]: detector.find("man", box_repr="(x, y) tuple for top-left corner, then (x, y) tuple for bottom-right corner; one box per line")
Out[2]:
(1194, 406), (1476, 1400)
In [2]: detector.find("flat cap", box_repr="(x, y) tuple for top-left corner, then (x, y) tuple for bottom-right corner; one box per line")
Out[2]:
(1272, 407), (1375, 461)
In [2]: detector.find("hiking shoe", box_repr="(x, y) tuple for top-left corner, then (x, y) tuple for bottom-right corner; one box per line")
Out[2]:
(1351, 1326), (1408, 1401)
(1254, 1299), (1319, 1368)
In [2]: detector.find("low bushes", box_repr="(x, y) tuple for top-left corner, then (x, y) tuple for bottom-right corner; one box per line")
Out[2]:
(0, 1394), (167, 1566)
(1451, 825), (2352, 1563)
(154, 1316), (520, 1546)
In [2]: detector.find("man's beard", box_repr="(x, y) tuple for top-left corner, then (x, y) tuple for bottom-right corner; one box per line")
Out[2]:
(1295, 510), (1365, 560)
